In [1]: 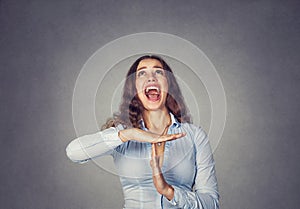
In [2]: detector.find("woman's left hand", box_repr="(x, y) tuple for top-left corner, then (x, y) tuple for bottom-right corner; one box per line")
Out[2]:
(150, 143), (174, 201)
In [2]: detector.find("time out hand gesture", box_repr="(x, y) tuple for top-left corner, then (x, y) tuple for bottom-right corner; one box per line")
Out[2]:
(150, 128), (185, 200)
(119, 127), (185, 200)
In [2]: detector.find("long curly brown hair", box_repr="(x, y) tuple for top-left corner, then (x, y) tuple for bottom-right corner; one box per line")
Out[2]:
(101, 55), (191, 130)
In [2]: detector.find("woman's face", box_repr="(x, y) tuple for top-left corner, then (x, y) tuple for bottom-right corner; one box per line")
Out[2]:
(135, 58), (169, 111)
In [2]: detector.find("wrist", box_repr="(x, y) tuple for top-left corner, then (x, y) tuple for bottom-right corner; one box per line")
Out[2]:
(162, 184), (174, 201)
(118, 130), (129, 142)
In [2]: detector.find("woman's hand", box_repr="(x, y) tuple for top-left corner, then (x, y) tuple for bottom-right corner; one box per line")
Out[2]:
(119, 127), (184, 200)
(150, 143), (174, 200)
(118, 128), (185, 143)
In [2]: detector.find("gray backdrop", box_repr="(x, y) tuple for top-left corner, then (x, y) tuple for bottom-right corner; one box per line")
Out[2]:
(1, 0), (299, 209)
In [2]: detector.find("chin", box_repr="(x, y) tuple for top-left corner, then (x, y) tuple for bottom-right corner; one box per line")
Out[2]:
(140, 96), (167, 111)
(144, 104), (165, 111)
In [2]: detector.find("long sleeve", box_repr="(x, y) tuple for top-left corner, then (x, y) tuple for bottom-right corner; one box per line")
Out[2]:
(66, 126), (123, 163)
(162, 128), (219, 209)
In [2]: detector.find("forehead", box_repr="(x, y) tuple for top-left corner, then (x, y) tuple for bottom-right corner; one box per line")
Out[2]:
(137, 58), (163, 70)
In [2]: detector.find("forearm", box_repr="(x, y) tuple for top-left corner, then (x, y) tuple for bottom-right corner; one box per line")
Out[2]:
(118, 128), (141, 142)
(152, 171), (174, 200)
(162, 128), (219, 209)
(162, 186), (219, 209)
(66, 127), (123, 163)
(161, 184), (174, 201)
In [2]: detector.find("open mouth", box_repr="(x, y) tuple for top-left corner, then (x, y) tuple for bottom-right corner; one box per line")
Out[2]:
(144, 86), (161, 102)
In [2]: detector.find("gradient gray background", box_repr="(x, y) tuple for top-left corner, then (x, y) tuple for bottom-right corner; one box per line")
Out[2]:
(1, 0), (299, 209)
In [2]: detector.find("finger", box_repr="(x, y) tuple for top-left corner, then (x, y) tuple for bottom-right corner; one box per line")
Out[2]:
(166, 132), (186, 139)
(151, 156), (161, 176)
(151, 143), (157, 157)
(155, 132), (186, 143)
(151, 145), (161, 165)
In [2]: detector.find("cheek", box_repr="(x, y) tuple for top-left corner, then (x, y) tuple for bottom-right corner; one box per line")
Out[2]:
(135, 80), (143, 94)
(162, 79), (169, 93)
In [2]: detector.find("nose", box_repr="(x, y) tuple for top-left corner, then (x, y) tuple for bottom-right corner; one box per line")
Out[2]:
(148, 77), (156, 82)
(147, 72), (157, 82)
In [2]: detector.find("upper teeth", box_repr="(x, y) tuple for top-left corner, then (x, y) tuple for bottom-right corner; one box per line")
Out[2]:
(146, 86), (159, 93)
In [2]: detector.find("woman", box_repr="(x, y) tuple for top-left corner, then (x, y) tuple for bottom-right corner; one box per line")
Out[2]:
(66, 55), (219, 209)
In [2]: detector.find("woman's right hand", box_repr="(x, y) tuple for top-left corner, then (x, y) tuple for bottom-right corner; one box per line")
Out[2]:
(118, 128), (185, 143)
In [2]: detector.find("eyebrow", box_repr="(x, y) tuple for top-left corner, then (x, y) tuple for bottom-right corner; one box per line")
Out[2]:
(137, 66), (164, 71)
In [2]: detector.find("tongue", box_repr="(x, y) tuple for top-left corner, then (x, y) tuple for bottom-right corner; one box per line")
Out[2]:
(148, 94), (159, 101)
(148, 89), (158, 94)
(146, 90), (160, 101)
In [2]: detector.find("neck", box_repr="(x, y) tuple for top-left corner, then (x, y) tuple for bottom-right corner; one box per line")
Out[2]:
(142, 107), (171, 134)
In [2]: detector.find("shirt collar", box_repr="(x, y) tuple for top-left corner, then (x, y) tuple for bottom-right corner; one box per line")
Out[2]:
(139, 112), (181, 130)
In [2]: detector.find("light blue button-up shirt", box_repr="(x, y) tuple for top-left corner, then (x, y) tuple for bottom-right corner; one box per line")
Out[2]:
(66, 113), (219, 209)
